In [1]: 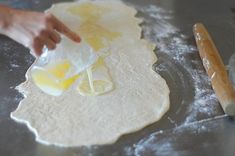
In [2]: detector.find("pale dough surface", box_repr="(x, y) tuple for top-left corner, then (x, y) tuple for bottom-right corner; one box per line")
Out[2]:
(11, 0), (170, 146)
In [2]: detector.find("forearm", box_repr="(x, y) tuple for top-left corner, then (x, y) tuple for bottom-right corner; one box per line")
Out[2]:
(0, 5), (14, 33)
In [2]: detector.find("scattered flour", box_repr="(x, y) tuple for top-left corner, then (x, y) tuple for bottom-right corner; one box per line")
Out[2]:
(123, 3), (223, 155)
(133, 114), (227, 156)
(10, 63), (20, 68)
(136, 4), (221, 124)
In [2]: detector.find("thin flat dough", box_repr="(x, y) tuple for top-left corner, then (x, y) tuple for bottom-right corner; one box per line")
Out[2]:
(11, 0), (170, 146)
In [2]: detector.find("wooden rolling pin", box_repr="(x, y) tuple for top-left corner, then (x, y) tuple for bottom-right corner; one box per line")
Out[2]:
(193, 23), (235, 116)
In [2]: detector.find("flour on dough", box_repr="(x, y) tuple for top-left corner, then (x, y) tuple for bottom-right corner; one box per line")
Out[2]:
(11, 0), (170, 147)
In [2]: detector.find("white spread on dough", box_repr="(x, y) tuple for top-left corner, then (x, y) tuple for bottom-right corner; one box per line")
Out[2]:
(11, 0), (170, 147)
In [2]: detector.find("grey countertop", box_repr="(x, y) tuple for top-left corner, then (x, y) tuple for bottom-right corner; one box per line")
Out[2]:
(0, 0), (235, 156)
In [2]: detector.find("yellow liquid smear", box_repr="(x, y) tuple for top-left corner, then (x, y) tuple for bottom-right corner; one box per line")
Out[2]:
(68, 3), (121, 51)
(68, 3), (110, 22)
(78, 80), (112, 96)
(47, 60), (71, 78)
(31, 60), (80, 96)
(77, 58), (114, 96)
(67, 3), (118, 96)
(78, 22), (121, 51)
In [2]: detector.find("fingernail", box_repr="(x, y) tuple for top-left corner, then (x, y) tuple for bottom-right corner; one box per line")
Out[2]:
(75, 36), (81, 42)
(73, 32), (81, 42)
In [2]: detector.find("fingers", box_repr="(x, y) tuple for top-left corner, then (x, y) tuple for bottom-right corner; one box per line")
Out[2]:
(32, 36), (56, 56)
(30, 13), (81, 56)
(50, 14), (81, 42)
(32, 37), (44, 56)
(44, 38), (56, 50)
(49, 30), (61, 43)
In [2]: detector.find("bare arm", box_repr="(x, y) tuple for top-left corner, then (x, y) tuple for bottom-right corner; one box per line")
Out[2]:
(0, 5), (81, 56)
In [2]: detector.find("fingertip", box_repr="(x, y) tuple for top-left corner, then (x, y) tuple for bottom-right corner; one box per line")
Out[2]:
(33, 45), (43, 56)
(74, 35), (81, 42)
(32, 37), (44, 56)
(71, 32), (81, 43)
(57, 36), (62, 43)
(35, 49), (43, 56)
(54, 20), (81, 43)
(48, 43), (56, 50)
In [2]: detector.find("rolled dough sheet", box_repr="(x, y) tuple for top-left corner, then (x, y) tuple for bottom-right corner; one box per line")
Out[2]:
(11, 0), (170, 147)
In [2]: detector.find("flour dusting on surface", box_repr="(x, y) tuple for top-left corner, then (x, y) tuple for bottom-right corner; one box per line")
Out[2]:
(123, 3), (223, 155)
(133, 115), (227, 156)
(136, 4), (221, 124)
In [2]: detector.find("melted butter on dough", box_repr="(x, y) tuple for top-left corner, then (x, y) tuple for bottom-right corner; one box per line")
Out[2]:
(68, 3), (121, 51)
(68, 2), (110, 22)
(31, 60), (80, 96)
(68, 3), (121, 96)
(78, 22), (121, 51)
(32, 2), (120, 97)
(78, 58), (114, 96)
(11, 0), (170, 147)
